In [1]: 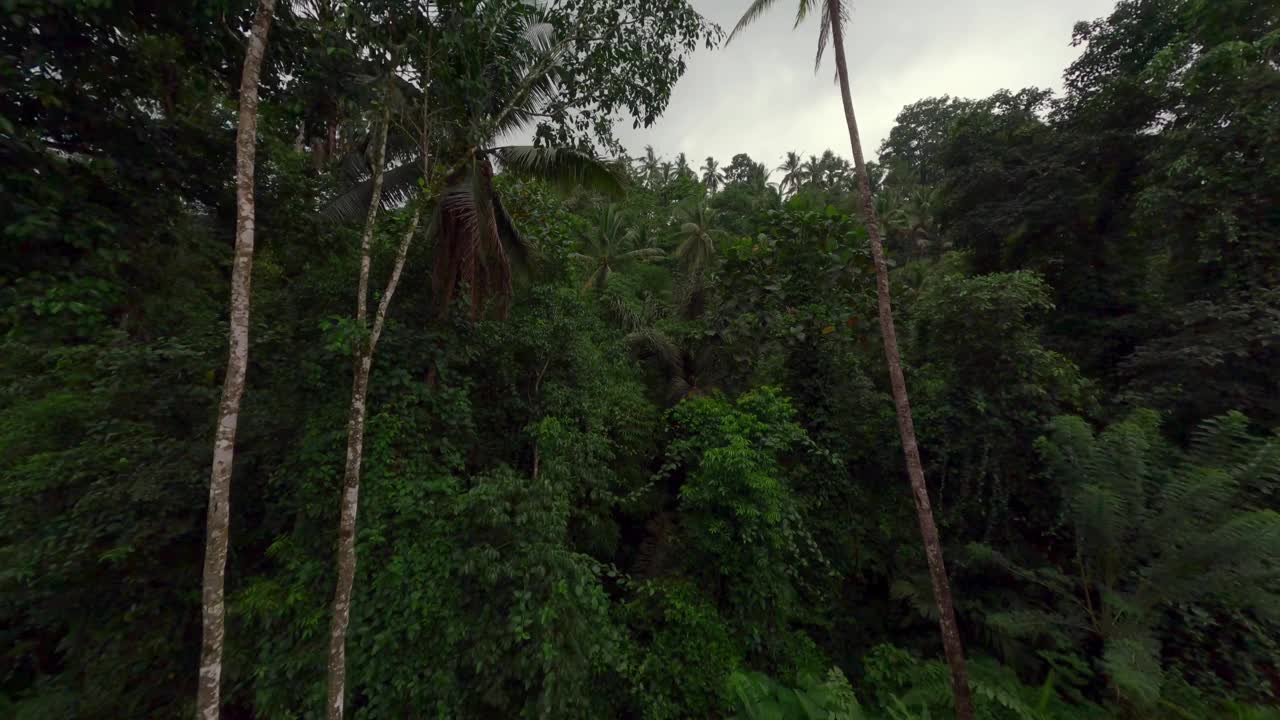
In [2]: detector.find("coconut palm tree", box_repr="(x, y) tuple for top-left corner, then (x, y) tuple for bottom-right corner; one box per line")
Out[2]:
(671, 201), (729, 278)
(730, 2), (974, 717)
(674, 152), (695, 180)
(320, 13), (623, 719)
(640, 144), (661, 185)
(323, 16), (624, 320)
(875, 186), (904, 251)
(700, 155), (724, 193)
(627, 326), (725, 403)
(571, 205), (665, 290)
(657, 160), (675, 187)
(896, 186), (941, 258)
(777, 150), (805, 197)
(801, 154), (824, 190)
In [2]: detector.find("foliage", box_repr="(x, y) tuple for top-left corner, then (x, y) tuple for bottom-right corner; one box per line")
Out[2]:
(905, 263), (1094, 540)
(3, 0), (1280, 717)
(971, 411), (1280, 708)
(729, 667), (865, 720)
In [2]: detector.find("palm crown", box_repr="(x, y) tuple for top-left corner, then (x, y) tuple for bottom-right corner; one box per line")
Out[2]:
(671, 202), (729, 278)
(700, 156), (724, 193)
(324, 9), (625, 318)
(777, 150), (804, 196)
(570, 206), (665, 290)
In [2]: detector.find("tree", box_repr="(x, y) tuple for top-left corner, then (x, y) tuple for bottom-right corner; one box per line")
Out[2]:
(971, 410), (1280, 708)
(802, 154), (824, 189)
(877, 96), (971, 186)
(674, 151), (694, 180)
(641, 144), (661, 185)
(322, 13), (622, 717)
(197, 2), (275, 718)
(818, 148), (848, 188)
(672, 201), (729, 278)
(571, 205), (664, 290)
(730, 2), (974, 717)
(658, 160), (675, 187)
(722, 152), (764, 186)
(887, 186), (941, 258)
(701, 155), (724, 193)
(777, 150), (805, 197)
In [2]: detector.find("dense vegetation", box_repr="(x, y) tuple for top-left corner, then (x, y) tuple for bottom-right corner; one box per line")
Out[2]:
(2, 0), (1278, 718)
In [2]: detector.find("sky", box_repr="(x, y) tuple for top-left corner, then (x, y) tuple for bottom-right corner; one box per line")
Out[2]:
(613, 0), (1119, 170)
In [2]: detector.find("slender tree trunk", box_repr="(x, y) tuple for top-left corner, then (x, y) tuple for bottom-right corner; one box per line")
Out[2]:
(326, 73), (430, 717)
(196, 3), (275, 719)
(826, 3), (974, 718)
(325, 108), (389, 720)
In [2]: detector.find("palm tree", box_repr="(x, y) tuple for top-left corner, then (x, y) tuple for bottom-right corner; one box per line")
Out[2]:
(197, 3), (275, 718)
(628, 326), (724, 403)
(571, 205), (665, 290)
(777, 150), (804, 197)
(674, 151), (694, 180)
(875, 186), (904, 252)
(730, 2), (974, 717)
(657, 160), (675, 187)
(700, 155), (724, 193)
(640, 144), (660, 185)
(320, 14), (623, 720)
(671, 201), (729, 278)
(896, 186), (941, 258)
(801, 154), (824, 190)
(610, 292), (724, 403)
(323, 18), (623, 320)
(819, 148), (844, 187)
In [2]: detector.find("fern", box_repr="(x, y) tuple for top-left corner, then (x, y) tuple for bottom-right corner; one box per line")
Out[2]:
(971, 411), (1280, 707)
(862, 645), (1104, 720)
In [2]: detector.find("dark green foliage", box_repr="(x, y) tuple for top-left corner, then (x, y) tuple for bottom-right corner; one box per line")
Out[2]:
(728, 667), (863, 719)
(622, 580), (744, 719)
(970, 411), (1280, 708)
(3, 0), (1280, 717)
(905, 263), (1094, 540)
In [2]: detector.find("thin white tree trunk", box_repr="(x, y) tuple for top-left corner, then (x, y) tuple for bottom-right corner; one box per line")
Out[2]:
(197, 2), (275, 719)
(326, 76), (430, 717)
(826, 2), (973, 718)
(325, 108), (389, 720)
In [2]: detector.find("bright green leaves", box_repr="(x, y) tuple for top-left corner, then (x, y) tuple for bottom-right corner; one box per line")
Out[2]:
(663, 388), (830, 664)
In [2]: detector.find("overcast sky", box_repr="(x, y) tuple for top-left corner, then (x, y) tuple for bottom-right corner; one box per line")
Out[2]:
(613, 0), (1119, 170)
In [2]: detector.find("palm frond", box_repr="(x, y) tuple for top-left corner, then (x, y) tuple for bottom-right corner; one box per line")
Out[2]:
(814, 3), (831, 72)
(322, 159), (424, 222)
(727, 0), (787, 43)
(492, 145), (625, 197)
(619, 248), (666, 262)
(431, 157), (530, 319)
(522, 19), (556, 56)
(493, 190), (533, 275)
(487, 19), (567, 138)
(626, 327), (682, 377)
(792, 0), (820, 30)
(812, 1), (849, 72)
(1102, 635), (1164, 704)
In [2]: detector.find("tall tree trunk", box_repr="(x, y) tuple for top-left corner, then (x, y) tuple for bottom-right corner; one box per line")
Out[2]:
(325, 107), (388, 720)
(197, 2), (275, 719)
(326, 78), (430, 717)
(826, 2), (974, 718)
